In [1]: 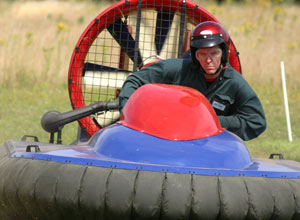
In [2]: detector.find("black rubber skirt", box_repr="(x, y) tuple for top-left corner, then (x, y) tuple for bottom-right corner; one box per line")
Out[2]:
(1, 144), (300, 220)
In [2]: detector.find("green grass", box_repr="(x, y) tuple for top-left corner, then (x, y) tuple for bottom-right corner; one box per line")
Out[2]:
(246, 84), (300, 161)
(0, 83), (78, 145)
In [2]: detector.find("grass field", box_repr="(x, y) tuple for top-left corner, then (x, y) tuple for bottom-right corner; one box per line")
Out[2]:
(1, 0), (300, 160)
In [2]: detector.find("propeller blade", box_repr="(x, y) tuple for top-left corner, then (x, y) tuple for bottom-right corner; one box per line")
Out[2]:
(107, 19), (143, 68)
(138, 10), (160, 65)
(83, 62), (131, 88)
(83, 62), (131, 74)
(155, 10), (175, 55)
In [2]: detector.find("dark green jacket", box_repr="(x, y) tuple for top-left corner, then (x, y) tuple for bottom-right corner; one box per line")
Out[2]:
(119, 58), (266, 141)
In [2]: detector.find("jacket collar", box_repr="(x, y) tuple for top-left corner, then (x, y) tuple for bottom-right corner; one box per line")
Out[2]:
(222, 63), (236, 79)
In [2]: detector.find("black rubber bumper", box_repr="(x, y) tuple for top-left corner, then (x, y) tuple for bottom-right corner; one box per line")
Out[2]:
(0, 143), (300, 220)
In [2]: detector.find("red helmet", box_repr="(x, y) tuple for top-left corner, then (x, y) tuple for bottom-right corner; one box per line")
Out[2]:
(190, 21), (230, 66)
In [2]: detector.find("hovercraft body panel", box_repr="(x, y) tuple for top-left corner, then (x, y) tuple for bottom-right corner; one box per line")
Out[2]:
(7, 125), (300, 179)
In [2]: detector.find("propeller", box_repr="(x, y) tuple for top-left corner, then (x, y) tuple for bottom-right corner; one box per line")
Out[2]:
(82, 9), (187, 130)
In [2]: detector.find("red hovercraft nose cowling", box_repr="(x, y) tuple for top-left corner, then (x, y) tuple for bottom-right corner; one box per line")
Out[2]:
(119, 84), (224, 140)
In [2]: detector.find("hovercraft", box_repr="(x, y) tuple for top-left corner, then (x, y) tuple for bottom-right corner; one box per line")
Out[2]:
(1, 83), (300, 220)
(1, 0), (300, 219)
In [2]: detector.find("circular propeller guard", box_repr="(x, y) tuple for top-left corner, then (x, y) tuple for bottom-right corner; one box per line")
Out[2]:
(68, 0), (242, 138)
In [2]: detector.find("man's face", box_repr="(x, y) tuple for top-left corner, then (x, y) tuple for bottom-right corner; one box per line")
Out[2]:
(195, 46), (222, 76)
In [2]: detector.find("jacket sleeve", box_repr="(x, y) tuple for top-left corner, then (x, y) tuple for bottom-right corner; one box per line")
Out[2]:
(217, 81), (266, 141)
(118, 60), (174, 112)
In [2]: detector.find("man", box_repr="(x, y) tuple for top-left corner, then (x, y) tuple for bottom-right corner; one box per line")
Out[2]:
(118, 21), (266, 141)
